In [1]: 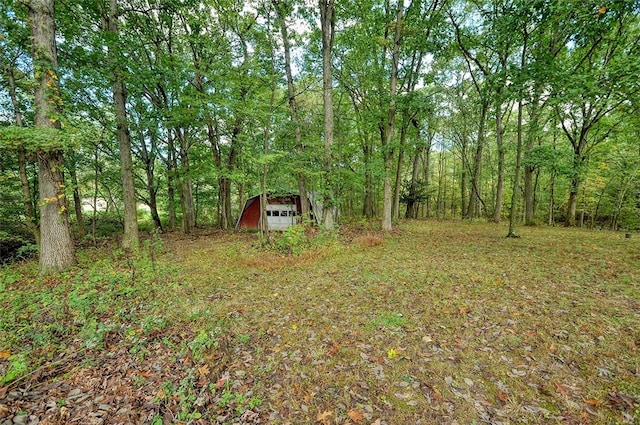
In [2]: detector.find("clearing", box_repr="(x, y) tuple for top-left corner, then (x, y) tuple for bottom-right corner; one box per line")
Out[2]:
(1, 220), (639, 424)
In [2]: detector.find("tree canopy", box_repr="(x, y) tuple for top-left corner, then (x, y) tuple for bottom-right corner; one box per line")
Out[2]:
(1, 0), (639, 254)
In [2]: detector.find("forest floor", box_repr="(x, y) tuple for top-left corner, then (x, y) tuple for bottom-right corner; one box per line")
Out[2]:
(1, 220), (639, 425)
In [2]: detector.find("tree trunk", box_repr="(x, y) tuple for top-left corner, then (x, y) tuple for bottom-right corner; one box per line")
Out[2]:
(424, 138), (432, 218)
(566, 146), (586, 227)
(362, 140), (375, 218)
(4, 64), (41, 244)
(37, 150), (77, 273)
(381, 1), (403, 231)
(18, 146), (40, 244)
(460, 134), (467, 219)
(523, 159), (536, 225)
(466, 100), (488, 219)
(393, 121), (408, 221)
(3, 60), (40, 242)
(139, 130), (163, 231)
(493, 106), (504, 223)
(167, 135), (177, 230)
(218, 177), (232, 230)
(506, 99), (524, 238)
(567, 174), (580, 227)
(108, 0), (138, 250)
(276, 1), (309, 217)
(405, 145), (421, 219)
(30, 0), (76, 273)
(436, 148), (445, 218)
(68, 156), (85, 239)
(175, 128), (195, 233)
(320, 0), (335, 230)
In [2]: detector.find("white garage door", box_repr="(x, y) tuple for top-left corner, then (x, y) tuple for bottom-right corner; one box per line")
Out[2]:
(266, 204), (297, 231)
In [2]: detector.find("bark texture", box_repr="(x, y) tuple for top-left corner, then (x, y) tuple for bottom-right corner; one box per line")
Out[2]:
(108, 0), (139, 249)
(320, 0), (335, 230)
(30, 0), (77, 273)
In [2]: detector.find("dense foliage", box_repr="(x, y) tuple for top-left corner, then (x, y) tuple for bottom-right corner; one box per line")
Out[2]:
(1, 0), (639, 255)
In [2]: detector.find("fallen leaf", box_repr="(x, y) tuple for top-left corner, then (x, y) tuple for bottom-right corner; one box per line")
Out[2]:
(607, 388), (637, 410)
(317, 410), (332, 423)
(554, 381), (569, 395)
(585, 398), (602, 407)
(197, 364), (210, 377)
(497, 390), (508, 403)
(368, 356), (385, 365)
(347, 408), (364, 423)
(136, 371), (153, 378)
(0, 350), (10, 360)
(328, 343), (341, 356)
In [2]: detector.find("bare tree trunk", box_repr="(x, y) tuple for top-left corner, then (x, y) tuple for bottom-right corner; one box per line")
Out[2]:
(523, 134), (537, 225)
(175, 128), (195, 233)
(167, 135), (177, 230)
(108, 0), (138, 250)
(405, 146), (421, 219)
(30, 0), (76, 273)
(566, 151), (584, 227)
(436, 148), (445, 218)
(507, 99), (524, 238)
(466, 100), (487, 219)
(139, 129), (163, 231)
(424, 138), (432, 218)
(68, 156), (86, 239)
(393, 121), (408, 221)
(493, 106), (504, 223)
(362, 139), (375, 218)
(320, 0), (335, 230)
(275, 0), (309, 217)
(18, 146), (40, 244)
(3, 61), (40, 243)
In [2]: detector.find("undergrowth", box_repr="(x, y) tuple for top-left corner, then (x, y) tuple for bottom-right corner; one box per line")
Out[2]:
(1, 221), (639, 424)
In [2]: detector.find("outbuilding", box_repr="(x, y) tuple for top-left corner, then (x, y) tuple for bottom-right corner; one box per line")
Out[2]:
(236, 192), (322, 231)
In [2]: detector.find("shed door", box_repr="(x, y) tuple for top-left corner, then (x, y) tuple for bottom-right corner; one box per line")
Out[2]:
(266, 204), (297, 231)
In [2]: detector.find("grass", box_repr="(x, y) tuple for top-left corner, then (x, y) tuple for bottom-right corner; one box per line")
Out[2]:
(1, 220), (639, 424)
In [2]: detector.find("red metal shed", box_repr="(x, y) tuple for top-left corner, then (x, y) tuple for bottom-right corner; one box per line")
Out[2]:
(236, 193), (321, 230)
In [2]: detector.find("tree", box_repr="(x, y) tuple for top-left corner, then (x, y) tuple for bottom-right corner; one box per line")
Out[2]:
(0, 1), (40, 244)
(29, 0), (76, 273)
(319, 0), (336, 230)
(274, 0), (310, 217)
(107, 0), (139, 249)
(552, 2), (639, 226)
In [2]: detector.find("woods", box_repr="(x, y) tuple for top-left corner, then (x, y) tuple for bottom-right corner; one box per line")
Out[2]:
(1, 0), (639, 264)
(1, 2), (639, 422)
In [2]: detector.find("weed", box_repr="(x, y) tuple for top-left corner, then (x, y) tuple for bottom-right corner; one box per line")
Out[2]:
(274, 224), (308, 256)
(187, 329), (219, 362)
(236, 334), (250, 344)
(0, 353), (28, 384)
(368, 312), (408, 330)
(78, 318), (114, 349)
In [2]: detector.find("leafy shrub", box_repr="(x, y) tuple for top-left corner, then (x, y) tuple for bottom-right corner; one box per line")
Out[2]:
(274, 224), (308, 256)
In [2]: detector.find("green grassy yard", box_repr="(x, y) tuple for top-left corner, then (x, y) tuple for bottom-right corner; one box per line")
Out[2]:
(1, 220), (638, 424)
